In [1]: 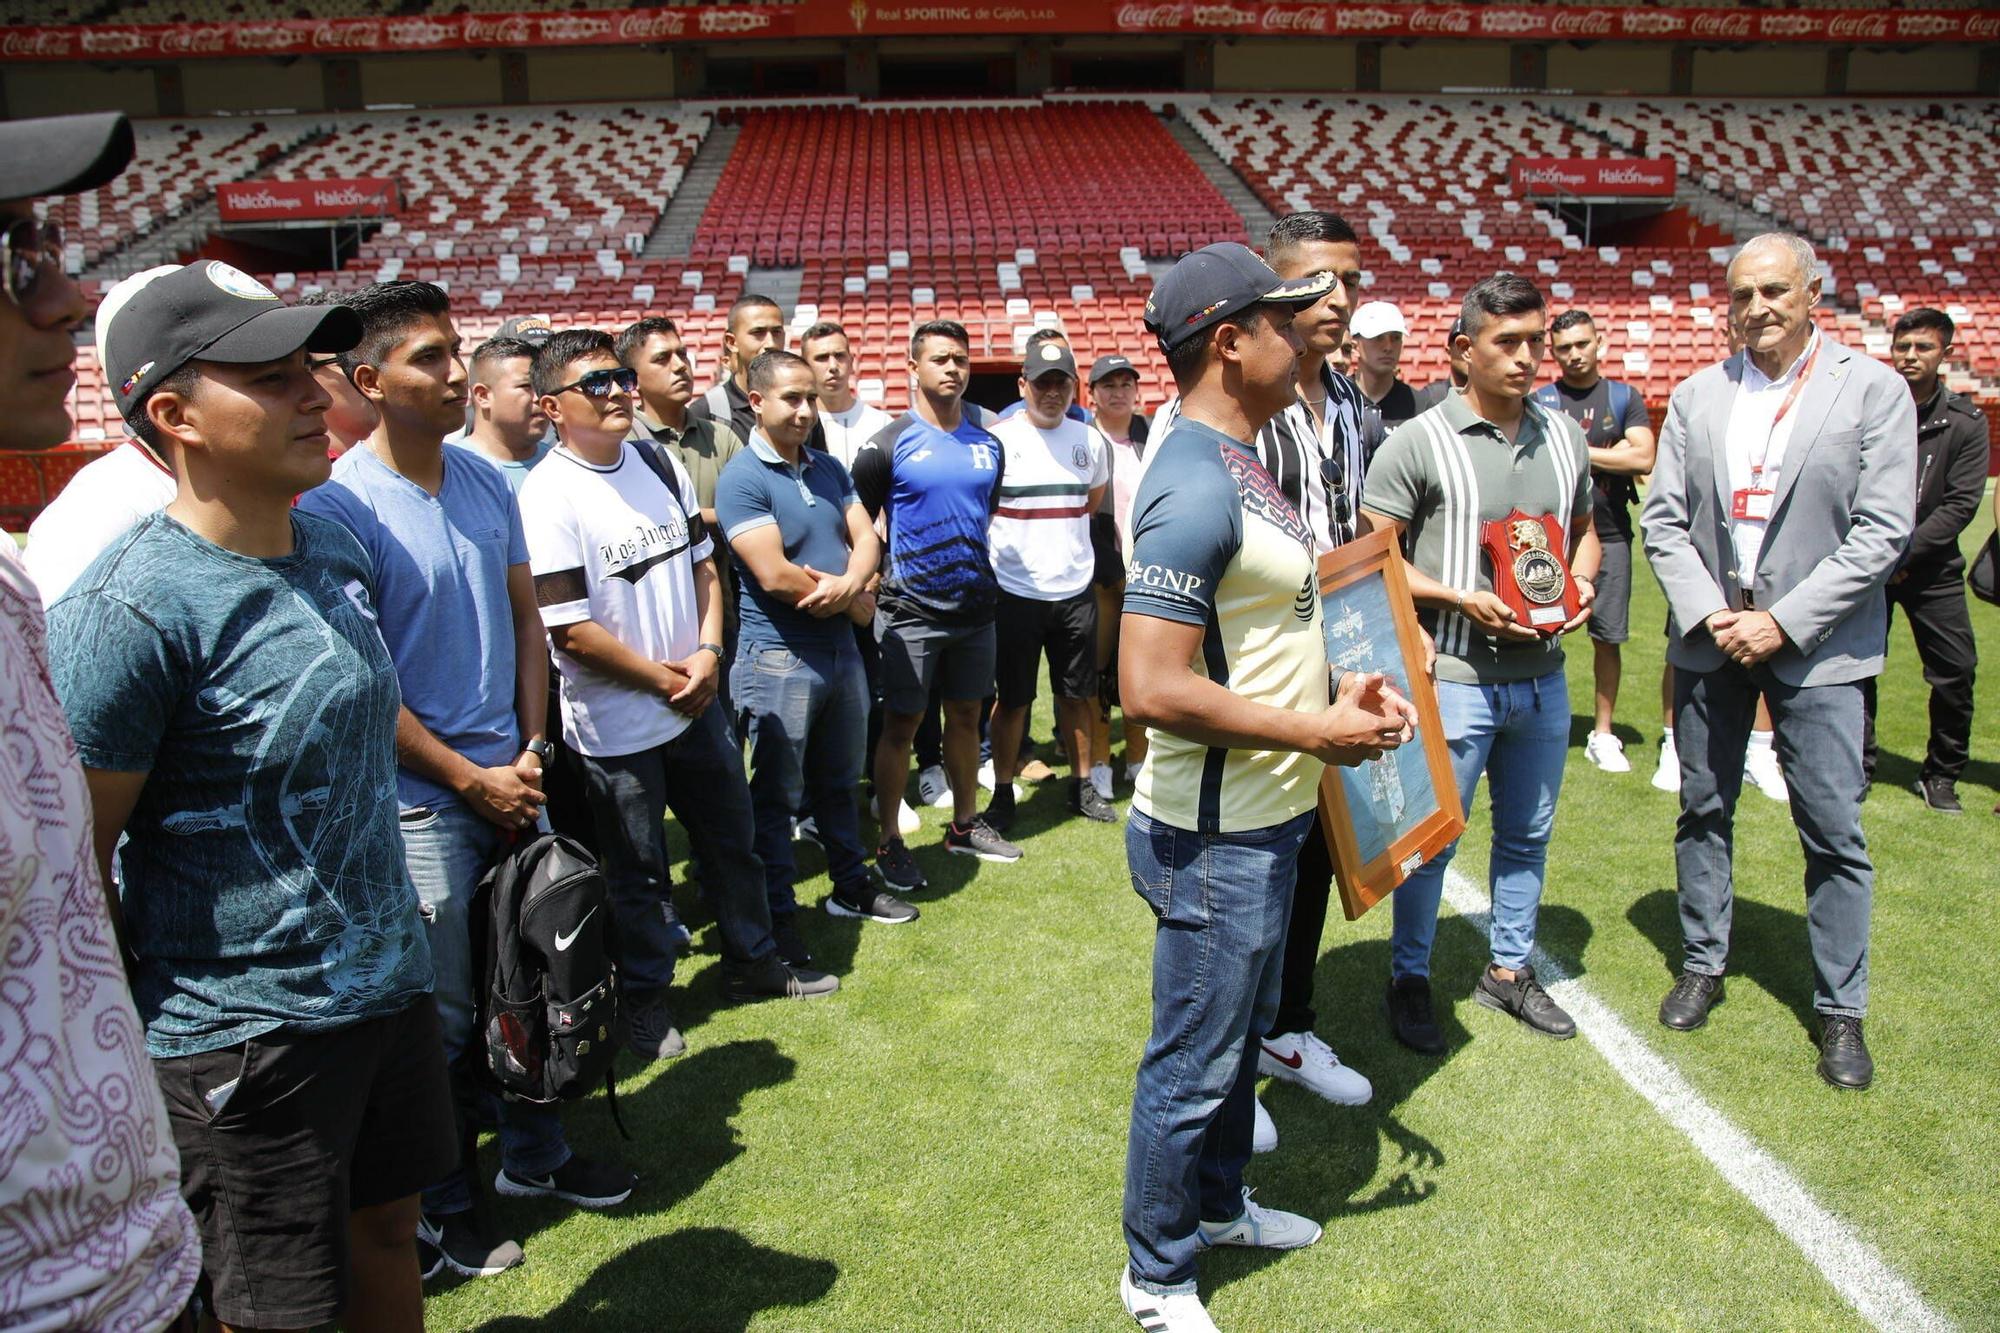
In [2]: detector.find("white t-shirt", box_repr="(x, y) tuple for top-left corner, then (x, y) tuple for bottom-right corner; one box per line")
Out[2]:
(0, 544), (201, 1329)
(1725, 333), (1819, 582)
(819, 399), (894, 471)
(518, 442), (714, 759)
(988, 411), (1109, 601)
(1095, 418), (1152, 557)
(23, 441), (176, 605)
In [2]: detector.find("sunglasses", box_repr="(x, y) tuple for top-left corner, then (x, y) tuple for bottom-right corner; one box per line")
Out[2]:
(555, 366), (637, 399)
(3, 217), (66, 307)
(1319, 452), (1354, 538)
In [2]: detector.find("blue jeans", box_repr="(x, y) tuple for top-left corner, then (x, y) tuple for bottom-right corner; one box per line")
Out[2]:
(398, 802), (568, 1214)
(1122, 807), (1312, 1294)
(1674, 664), (1872, 1016)
(732, 637), (872, 912)
(577, 704), (777, 993)
(1391, 672), (1569, 979)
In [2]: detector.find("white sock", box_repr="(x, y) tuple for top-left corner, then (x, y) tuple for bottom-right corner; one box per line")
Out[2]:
(1660, 727), (1674, 743)
(1749, 730), (1774, 751)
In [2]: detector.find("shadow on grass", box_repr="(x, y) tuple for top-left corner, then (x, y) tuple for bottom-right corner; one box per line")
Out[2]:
(1568, 712), (1648, 752)
(1205, 908), (1596, 1295)
(470, 1226), (837, 1332)
(1868, 745), (2000, 804)
(1627, 887), (1819, 1034)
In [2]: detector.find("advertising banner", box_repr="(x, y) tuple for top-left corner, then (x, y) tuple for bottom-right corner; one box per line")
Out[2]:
(214, 177), (399, 223)
(1513, 157), (1677, 199)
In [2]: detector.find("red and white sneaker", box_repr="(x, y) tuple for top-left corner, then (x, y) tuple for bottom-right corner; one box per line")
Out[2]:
(1258, 1030), (1372, 1106)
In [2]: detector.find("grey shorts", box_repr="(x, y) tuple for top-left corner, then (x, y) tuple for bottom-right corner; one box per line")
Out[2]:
(877, 615), (997, 715)
(1589, 539), (1631, 645)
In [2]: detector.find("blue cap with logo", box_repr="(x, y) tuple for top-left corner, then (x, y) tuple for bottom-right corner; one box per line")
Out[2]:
(1143, 242), (1334, 353)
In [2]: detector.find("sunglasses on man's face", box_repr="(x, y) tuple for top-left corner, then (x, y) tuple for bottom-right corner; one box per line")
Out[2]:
(3, 217), (65, 308)
(556, 367), (638, 400)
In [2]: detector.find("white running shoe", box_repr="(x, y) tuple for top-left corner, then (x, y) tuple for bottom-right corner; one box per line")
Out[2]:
(1251, 1096), (1277, 1154)
(1584, 730), (1631, 773)
(1651, 735), (1681, 794)
(1197, 1187), (1322, 1251)
(1746, 742), (1789, 803)
(1090, 762), (1115, 801)
(896, 799), (922, 838)
(1121, 1268), (1220, 1333)
(1258, 1030), (1372, 1106)
(915, 764), (952, 809)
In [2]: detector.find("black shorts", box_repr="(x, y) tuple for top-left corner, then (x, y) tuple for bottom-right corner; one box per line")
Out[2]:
(156, 996), (456, 1329)
(995, 587), (1098, 707)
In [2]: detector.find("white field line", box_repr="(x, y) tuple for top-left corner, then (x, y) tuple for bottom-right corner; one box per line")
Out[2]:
(1439, 866), (1954, 1333)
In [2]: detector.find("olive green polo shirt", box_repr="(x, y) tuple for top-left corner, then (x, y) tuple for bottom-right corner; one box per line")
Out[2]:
(1361, 391), (1592, 685)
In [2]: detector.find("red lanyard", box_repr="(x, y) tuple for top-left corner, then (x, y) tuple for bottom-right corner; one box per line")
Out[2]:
(1749, 338), (1819, 487)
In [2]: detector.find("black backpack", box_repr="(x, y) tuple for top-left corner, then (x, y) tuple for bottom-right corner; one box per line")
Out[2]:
(472, 833), (624, 1110)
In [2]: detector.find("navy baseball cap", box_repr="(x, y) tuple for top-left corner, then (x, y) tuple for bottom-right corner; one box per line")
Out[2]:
(1088, 354), (1138, 384)
(106, 261), (361, 414)
(1144, 243), (1334, 352)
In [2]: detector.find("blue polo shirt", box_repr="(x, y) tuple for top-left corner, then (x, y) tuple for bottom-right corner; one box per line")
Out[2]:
(716, 431), (861, 651)
(849, 410), (1006, 625)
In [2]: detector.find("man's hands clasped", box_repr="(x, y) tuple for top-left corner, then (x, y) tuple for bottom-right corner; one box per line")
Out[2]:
(1313, 671), (1421, 767)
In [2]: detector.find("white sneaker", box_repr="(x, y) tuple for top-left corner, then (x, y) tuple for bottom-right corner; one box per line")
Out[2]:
(975, 761), (1020, 799)
(915, 764), (952, 809)
(1197, 1187), (1322, 1251)
(791, 816), (821, 847)
(1121, 1268), (1220, 1333)
(1090, 762), (1115, 801)
(1746, 743), (1789, 803)
(1584, 730), (1631, 773)
(1651, 736), (1681, 794)
(1251, 1096), (1277, 1154)
(1258, 1031), (1372, 1106)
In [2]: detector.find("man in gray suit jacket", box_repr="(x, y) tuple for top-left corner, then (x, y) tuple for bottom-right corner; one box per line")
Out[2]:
(1640, 233), (1915, 1091)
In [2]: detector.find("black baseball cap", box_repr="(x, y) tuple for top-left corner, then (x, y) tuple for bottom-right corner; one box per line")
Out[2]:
(105, 261), (362, 414)
(497, 314), (553, 347)
(1022, 340), (1077, 382)
(0, 112), (134, 203)
(1088, 354), (1139, 384)
(1144, 242), (1335, 352)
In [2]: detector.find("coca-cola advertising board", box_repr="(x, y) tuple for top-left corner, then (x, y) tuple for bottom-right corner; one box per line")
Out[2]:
(1513, 158), (1677, 199)
(1, 3), (1994, 60)
(215, 178), (399, 223)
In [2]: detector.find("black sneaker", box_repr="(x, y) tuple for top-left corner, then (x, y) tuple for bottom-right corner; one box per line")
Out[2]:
(1658, 970), (1724, 1031)
(1914, 776), (1963, 814)
(945, 816), (1023, 863)
(1473, 965), (1576, 1039)
(1069, 778), (1117, 823)
(415, 1210), (524, 1279)
(770, 915), (816, 967)
(495, 1154), (637, 1209)
(875, 837), (928, 892)
(1384, 974), (1445, 1054)
(1816, 1014), (1874, 1090)
(625, 988), (686, 1062)
(826, 885), (920, 924)
(724, 952), (840, 1001)
(981, 784), (1017, 835)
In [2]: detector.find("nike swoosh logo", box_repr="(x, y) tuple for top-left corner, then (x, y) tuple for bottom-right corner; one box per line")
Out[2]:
(1262, 1045), (1303, 1070)
(554, 906), (597, 953)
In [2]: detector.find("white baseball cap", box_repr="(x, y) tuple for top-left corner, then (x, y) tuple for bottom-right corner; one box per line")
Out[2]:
(93, 264), (179, 370)
(1350, 301), (1408, 340)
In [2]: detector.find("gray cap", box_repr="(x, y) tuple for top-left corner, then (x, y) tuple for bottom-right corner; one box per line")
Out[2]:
(0, 112), (133, 203)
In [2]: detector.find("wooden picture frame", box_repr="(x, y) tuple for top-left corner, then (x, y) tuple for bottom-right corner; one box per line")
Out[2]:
(1315, 527), (1465, 920)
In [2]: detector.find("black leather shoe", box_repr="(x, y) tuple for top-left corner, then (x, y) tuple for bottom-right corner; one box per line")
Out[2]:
(1473, 965), (1576, 1039)
(1915, 777), (1963, 814)
(1658, 971), (1724, 1031)
(1816, 1015), (1873, 1090)
(1384, 974), (1446, 1054)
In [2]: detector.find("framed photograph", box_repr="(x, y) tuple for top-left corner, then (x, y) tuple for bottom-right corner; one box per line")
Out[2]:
(1315, 527), (1465, 920)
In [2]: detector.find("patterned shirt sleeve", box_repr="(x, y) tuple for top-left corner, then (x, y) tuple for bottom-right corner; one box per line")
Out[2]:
(47, 594), (184, 772)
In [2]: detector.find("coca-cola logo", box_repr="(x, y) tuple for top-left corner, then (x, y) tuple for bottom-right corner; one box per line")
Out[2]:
(1894, 15), (1956, 39)
(617, 11), (687, 41)
(230, 22), (304, 52)
(77, 27), (148, 55)
(1621, 11), (1683, 36)
(1827, 13), (1888, 39)
(1480, 11), (1549, 37)
(1, 29), (75, 57)
(158, 25), (228, 54)
(1966, 14), (2000, 39)
(1690, 13), (1753, 39)
(311, 20), (382, 50)
(385, 17), (458, 46)
(1191, 4), (1257, 27)
(463, 14), (533, 45)
(699, 9), (771, 33)
(1758, 15), (1820, 39)
(1260, 6), (1327, 33)
(1408, 7), (1475, 35)
(1335, 7), (1402, 33)
(1549, 10), (1616, 38)
(536, 15), (612, 42)
(1116, 2), (1185, 29)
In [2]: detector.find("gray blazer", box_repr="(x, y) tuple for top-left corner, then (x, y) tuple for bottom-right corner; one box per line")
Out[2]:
(1641, 336), (1915, 687)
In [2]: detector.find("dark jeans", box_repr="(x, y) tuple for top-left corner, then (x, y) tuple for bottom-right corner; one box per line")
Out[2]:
(578, 705), (776, 993)
(1674, 662), (1873, 1016)
(1861, 570), (1977, 783)
(733, 636), (873, 913)
(1269, 810), (1336, 1039)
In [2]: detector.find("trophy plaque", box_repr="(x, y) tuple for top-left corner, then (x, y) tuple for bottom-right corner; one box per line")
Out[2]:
(1477, 510), (1578, 635)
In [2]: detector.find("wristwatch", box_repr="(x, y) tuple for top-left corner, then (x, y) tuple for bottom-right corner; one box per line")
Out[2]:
(523, 739), (555, 761)
(697, 642), (725, 659)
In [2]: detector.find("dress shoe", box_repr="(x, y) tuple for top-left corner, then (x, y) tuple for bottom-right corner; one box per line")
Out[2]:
(1658, 971), (1724, 1031)
(1815, 1015), (1873, 1090)
(1473, 965), (1575, 1039)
